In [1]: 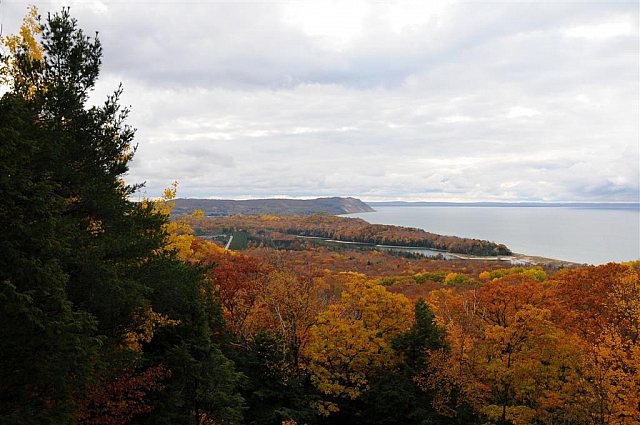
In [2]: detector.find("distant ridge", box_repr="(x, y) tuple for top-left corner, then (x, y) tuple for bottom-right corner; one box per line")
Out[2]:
(368, 201), (640, 209)
(171, 197), (375, 216)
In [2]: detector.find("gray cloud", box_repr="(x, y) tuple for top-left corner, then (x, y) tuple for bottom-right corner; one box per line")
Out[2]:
(2, 0), (638, 201)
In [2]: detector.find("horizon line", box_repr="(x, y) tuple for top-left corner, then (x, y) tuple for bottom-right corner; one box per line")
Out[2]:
(171, 196), (640, 205)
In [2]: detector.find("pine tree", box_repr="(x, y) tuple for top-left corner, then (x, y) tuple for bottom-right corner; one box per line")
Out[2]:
(0, 91), (102, 424)
(1, 8), (245, 423)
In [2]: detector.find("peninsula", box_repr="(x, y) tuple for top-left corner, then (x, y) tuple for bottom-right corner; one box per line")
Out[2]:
(170, 196), (375, 216)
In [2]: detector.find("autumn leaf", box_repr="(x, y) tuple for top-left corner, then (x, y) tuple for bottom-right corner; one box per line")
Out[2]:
(305, 276), (412, 412)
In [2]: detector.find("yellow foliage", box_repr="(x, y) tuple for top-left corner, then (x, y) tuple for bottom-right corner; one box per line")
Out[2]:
(143, 182), (202, 261)
(480, 266), (547, 282)
(425, 288), (457, 325)
(478, 271), (491, 281)
(260, 215), (281, 221)
(252, 269), (328, 367)
(0, 5), (45, 98)
(121, 306), (179, 352)
(480, 304), (588, 423)
(306, 277), (413, 410)
(579, 266), (640, 424)
(444, 272), (470, 286)
(482, 405), (537, 425)
(86, 219), (104, 236)
(309, 400), (340, 417)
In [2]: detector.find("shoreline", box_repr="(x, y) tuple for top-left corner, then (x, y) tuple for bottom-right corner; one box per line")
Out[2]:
(450, 252), (582, 268)
(342, 207), (637, 266)
(296, 235), (580, 267)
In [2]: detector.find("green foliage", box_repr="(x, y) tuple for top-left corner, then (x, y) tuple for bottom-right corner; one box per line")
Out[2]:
(144, 341), (245, 425)
(393, 298), (448, 371)
(1, 8), (245, 423)
(356, 300), (449, 425)
(232, 332), (318, 425)
(0, 281), (100, 423)
(414, 271), (447, 284)
(481, 266), (547, 282)
(0, 91), (102, 422)
(359, 370), (437, 425)
(229, 231), (248, 250)
(113, 236), (246, 423)
(380, 271), (447, 286)
(444, 272), (472, 286)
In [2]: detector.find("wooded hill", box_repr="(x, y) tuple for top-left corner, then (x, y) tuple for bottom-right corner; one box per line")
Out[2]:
(171, 196), (375, 216)
(192, 214), (513, 256)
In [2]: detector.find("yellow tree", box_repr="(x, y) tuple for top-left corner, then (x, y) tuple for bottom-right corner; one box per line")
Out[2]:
(305, 275), (413, 414)
(120, 306), (180, 353)
(143, 181), (203, 261)
(0, 5), (45, 98)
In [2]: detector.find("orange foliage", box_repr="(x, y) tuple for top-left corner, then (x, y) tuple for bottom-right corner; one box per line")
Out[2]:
(193, 214), (512, 256)
(185, 232), (638, 423)
(205, 250), (269, 340)
(76, 365), (169, 424)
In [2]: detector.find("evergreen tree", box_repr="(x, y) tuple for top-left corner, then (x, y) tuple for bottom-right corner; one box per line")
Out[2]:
(138, 258), (247, 424)
(1, 8), (245, 423)
(358, 298), (449, 425)
(0, 91), (101, 424)
(231, 332), (318, 425)
(393, 298), (448, 372)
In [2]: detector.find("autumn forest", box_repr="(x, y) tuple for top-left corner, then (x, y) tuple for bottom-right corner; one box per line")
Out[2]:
(1, 8), (638, 425)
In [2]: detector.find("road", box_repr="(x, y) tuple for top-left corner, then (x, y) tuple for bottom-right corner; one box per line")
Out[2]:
(224, 235), (233, 250)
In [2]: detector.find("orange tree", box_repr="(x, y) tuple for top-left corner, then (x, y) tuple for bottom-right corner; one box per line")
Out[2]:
(551, 263), (640, 424)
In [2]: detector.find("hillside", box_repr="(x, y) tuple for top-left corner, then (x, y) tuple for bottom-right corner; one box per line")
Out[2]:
(171, 196), (375, 216)
(193, 214), (513, 257)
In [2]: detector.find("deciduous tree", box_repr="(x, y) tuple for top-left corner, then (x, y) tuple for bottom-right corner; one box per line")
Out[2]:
(306, 276), (413, 414)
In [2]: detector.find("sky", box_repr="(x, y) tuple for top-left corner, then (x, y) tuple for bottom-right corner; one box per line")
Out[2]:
(1, 0), (639, 202)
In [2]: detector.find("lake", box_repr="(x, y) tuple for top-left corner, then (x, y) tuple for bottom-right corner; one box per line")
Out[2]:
(345, 206), (640, 265)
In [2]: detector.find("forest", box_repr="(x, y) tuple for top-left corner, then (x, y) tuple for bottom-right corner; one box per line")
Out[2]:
(169, 197), (374, 216)
(192, 214), (513, 257)
(1, 8), (638, 425)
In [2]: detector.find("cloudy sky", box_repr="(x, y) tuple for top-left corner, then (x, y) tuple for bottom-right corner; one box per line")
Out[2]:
(2, 1), (639, 202)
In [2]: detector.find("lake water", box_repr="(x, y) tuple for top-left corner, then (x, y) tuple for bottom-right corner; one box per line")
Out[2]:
(345, 206), (640, 265)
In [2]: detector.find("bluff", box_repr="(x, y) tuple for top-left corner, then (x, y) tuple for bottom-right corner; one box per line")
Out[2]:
(170, 197), (375, 216)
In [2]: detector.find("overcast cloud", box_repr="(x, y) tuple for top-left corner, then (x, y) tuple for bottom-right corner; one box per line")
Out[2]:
(2, 0), (638, 202)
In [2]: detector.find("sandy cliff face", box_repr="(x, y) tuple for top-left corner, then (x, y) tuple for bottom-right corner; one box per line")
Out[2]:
(338, 197), (375, 213)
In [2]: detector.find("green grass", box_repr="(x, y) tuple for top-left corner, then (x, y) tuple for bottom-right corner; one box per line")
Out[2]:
(228, 231), (248, 250)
